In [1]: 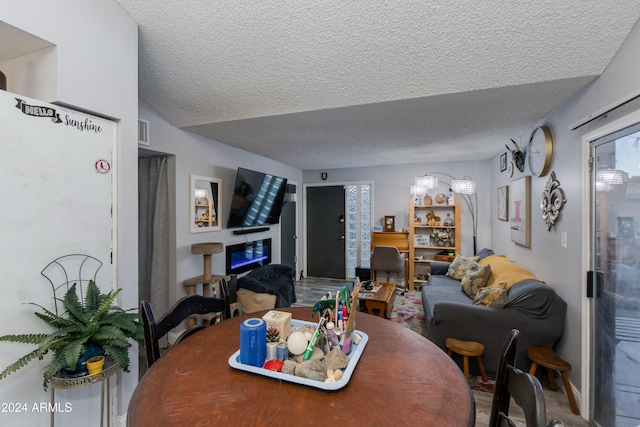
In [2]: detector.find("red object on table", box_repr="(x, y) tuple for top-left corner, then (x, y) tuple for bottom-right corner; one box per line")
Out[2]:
(263, 359), (284, 371)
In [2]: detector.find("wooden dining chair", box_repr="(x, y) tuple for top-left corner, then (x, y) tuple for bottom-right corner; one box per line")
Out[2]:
(488, 329), (564, 427)
(141, 289), (230, 368)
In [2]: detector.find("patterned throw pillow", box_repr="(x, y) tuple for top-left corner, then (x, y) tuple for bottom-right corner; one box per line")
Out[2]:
(473, 283), (508, 308)
(446, 255), (480, 280)
(460, 263), (492, 298)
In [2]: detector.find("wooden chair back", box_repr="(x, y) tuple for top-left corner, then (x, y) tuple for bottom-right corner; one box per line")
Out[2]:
(488, 329), (564, 427)
(141, 286), (230, 368)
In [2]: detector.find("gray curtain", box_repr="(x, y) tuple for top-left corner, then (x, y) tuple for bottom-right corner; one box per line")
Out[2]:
(138, 156), (170, 328)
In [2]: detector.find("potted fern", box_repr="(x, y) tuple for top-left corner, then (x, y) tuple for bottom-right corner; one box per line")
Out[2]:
(0, 280), (143, 390)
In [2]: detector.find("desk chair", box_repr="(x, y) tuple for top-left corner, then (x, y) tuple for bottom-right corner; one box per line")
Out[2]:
(488, 329), (564, 427)
(370, 246), (406, 291)
(141, 292), (230, 368)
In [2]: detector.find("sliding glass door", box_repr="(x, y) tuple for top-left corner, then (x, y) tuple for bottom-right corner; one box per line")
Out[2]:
(591, 124), (640, 426)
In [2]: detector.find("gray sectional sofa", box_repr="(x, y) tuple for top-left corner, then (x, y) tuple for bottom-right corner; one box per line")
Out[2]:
(421, 249), (567, 375)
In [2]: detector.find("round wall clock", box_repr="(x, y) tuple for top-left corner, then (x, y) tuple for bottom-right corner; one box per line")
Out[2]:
(528, 126), (553, 177)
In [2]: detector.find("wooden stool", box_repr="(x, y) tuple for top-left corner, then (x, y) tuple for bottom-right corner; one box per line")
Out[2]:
(445, 338), (488, 382)
(527, 346), (580, 415)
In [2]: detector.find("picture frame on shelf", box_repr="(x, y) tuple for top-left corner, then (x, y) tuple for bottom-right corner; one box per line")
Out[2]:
(500, 152), (507, 172)
(510, 176), (530, 247)
(190, 174), (222, 233)
(497, 186), (508, 221)
(373, 225), (383, 232)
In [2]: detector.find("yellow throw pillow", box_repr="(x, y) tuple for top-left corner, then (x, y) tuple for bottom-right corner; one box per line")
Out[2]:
(461, 263), (492, 298)
(446, 255), (480, 281)
(478, 254), (537, 290)
(474, 283), (508, 308)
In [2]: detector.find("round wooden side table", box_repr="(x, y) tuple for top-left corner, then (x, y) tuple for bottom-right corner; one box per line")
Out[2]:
(50, 357), (120, 427)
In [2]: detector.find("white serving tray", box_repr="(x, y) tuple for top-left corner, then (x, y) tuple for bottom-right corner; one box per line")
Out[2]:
(228, 319), (368, 391)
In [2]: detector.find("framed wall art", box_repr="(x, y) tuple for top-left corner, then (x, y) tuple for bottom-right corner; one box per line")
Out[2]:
(510, 176), (530, 247)
(500, 152), (507, 172)
(497, 186), (508, 221)
(190, 175), (222, 233)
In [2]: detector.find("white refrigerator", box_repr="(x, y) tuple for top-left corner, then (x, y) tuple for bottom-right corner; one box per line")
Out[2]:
(0, 88), (116, 425)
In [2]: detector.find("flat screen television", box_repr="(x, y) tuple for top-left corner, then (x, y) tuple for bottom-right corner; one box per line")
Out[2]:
(226, 238), (272, 275)
(227, 167), (288, 229)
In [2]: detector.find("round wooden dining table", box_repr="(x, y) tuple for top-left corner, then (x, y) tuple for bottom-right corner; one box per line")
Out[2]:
(128, 307), (475, 426)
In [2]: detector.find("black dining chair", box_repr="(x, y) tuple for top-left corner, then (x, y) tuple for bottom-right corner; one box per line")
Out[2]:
(488, 329), (564, 427)
(141, 289), (230, 368)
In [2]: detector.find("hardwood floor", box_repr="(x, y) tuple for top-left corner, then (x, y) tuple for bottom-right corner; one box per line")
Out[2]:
(292, 276), (352, 307)
(295, 277), (590, 426)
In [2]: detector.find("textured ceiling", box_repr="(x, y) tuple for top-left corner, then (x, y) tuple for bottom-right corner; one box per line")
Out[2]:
(117, 1), (640, 170)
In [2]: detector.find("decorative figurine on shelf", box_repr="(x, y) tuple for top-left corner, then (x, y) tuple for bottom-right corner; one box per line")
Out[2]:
(424, 194), (433, 206)
(447, 190), (455, 206)
(426, 211), (441, 226)
(443, 213), (454, 226)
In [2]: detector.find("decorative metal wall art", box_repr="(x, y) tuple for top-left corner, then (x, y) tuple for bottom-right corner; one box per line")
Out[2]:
(540, 171), (566, 231)
(505, 139), (525, 172)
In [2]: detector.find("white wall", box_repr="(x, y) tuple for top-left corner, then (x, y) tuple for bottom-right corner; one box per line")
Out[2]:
(1, 1), (139, 425)
(138, 101), (303, 302)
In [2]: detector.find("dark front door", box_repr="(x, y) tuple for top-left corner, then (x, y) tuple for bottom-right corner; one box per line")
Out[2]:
(307, 186), (346, 279)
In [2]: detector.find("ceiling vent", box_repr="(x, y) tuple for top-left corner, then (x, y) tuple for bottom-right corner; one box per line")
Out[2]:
(138, 119), (150, 146)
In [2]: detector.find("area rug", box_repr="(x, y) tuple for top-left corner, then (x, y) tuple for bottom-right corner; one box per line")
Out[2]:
(469, 374), (496, 393)
(389, 290), (496, 393)
(389, 290), (428, 337)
